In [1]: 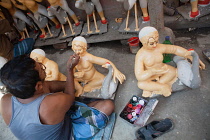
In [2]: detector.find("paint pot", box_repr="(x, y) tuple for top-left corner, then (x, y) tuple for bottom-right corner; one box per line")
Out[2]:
(128, 37), (140, 54)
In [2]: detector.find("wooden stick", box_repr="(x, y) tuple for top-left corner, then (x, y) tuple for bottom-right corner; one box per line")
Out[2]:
(22, 31), (25, 39)
(24, 28), (30, 38)
(87, 15), (92, 34)
(93, 12), (100, 33)
(124, 10), (130, 31)
(66, 17), (75, 35)
(46, 24), (53, 37)
(61, 24), (67, 37)
(134, 3), (139, 31)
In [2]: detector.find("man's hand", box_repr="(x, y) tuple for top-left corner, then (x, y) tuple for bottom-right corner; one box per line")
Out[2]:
(67, 53), (80, 70)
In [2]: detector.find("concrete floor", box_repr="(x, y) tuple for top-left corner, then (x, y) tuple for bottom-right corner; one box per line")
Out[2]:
(0, 28), (210, 140)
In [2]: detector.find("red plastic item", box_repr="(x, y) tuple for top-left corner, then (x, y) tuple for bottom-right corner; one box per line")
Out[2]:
(128, 104), (133, 108)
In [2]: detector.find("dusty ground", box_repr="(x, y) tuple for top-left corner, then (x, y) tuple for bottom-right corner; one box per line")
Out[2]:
(0, 27), (210, 140)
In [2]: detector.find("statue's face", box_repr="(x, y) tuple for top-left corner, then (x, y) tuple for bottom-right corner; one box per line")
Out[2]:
(147, 37), (158, 49)
(30, 52), (45, 63)
(144, 31), (159, 50)
(72, 41), (86, 55)
(35, 62), (46, 81)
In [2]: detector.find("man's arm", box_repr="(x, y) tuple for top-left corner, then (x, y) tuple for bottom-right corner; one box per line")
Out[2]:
(43, 81), (65, 93)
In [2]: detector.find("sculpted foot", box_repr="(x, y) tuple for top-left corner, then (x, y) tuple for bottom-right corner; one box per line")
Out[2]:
(75, 89), (83, 97)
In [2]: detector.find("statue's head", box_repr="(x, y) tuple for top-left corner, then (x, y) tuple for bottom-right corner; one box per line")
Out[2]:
(139, 26), (159, 49)
(72, 36), (87, 55)
(30, 49), (46, 63)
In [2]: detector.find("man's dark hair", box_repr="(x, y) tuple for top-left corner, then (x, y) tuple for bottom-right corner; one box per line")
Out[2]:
(0, 55), (41, 99)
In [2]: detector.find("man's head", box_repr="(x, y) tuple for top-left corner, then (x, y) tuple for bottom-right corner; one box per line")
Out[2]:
(72, 36), (87, 55)
(139, 26), (159, 49)
(0, 55), (44, 99)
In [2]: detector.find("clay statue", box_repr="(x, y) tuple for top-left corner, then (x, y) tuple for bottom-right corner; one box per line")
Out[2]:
(71, 36), (126, 97)
(135, 26), (205, 97)
(30, 49), (66, 81)
(118, 0), (150, 31)
(47, 0), (80, 26)
(180, 0), (199, 18)
(75, 0), (107, 33)
(0, 0), (33, 39)
(14, 0), (60, 38)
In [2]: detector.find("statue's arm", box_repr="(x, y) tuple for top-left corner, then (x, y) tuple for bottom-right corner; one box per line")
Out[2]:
(89, 54), (126, 84)
(45, 61), (59, 81)
(163, 44), (205, 69)
(135, 54), (152, 81)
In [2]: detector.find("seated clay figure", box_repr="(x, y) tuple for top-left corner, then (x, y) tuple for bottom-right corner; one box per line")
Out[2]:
(135, 26), (205, 97)
(71, 36), (126, 97)
(30, 49), (66, 81)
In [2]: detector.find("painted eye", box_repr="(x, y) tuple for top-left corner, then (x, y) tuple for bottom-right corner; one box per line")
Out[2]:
(150, 43), (154, 45)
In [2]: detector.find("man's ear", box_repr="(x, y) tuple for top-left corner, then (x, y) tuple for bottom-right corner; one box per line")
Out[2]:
(35, 81), (43, 91)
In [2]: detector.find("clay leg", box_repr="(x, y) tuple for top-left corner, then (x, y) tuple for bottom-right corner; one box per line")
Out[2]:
(83, 74), (105, 93)
(37, 4), (60, 26)
(139, 0), (150, 21)
(158, 65), (177, 85)
(91, 0), (107, 23)
(189, 0), (199, 17)
(138, 80), (171, 97)
(74, 79), (84, 97)
(60, 0), (79, 24)
(191, 0), (198, 12)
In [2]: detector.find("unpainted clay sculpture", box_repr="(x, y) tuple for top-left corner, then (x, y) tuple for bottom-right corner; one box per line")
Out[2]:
(14, 0), (60, 38)
(135, 26), (205, 97)
(0, 0), (33, 39)
(47, 0), (79, 25)
(47, 0), (81, 37)
(71, 36), (126, 97)
(118, 0), (150, 31)
(30, 49), (66, 81)
(75, 0), (107, 33)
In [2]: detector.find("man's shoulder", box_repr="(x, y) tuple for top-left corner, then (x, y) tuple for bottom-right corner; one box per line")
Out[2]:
(1, 93), (12, 103)
(43, 92), (71, 106)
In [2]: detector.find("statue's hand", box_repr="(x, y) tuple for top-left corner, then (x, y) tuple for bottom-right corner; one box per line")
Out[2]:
(199, 60), (205, 70)
(74, 71), (84, 78)
(151, 65), (169, 75)
(113, 70), (126, 84)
